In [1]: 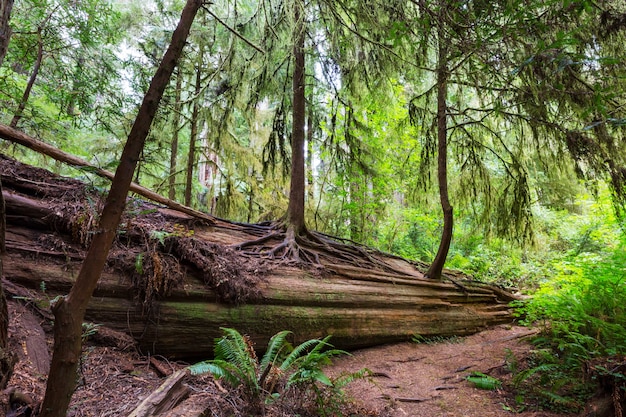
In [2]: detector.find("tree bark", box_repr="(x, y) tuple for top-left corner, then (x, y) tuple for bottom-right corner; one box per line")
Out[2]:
(426, 13), (452, 280)
(128, 369), (190, 417)
(0, 180), (13, 391)
(2, 165), (518, 360)
(306, 95), (314, 202)
(184, 45), (204, 207)
(0, 0), (13, 66)
(169, 68), (184, 201)
(3, 247), (515, 360)
(0, 0), (16, 395)
(39, 1), (202, 416)
(287, 0), (306, 234)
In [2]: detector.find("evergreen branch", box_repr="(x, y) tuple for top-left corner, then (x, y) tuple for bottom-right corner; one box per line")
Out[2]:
(204, 8), (265, 54)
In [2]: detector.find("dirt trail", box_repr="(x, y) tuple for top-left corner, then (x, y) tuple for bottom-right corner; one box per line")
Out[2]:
(328, 324), (575, 417)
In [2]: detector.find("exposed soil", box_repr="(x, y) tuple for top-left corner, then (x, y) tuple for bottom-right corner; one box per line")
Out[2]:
(3, 299), (576, 417)
(327, 325), (577, 417)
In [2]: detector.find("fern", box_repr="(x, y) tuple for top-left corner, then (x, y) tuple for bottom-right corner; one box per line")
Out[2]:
(188, 327), (353, 411)
(466, 372), (502, 390)
(513, 363), (559, 387)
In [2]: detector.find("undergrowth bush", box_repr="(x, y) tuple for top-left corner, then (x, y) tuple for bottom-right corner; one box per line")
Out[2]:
(513, 240), (626, 412)
(188, 327), (371, 416)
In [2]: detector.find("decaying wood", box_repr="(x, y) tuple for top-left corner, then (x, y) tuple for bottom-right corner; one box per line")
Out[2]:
(0, 155), (520, 359)
(128, 369), (190, 417)
(162, 393), (213, 417)
(0, 124), (216, 225)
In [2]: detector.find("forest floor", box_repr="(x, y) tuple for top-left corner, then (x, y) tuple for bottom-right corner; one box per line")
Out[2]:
(5, 298), (576, 417)
(327, 325), (576, 417)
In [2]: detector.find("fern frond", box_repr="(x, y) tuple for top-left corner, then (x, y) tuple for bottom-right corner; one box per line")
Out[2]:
(281, 336), (338, 371)
(260, 330), (293, 374)
(188, 359), (246, 387)
(513, 363), (559, 386)
(332, 368), (372, 389)
(542, 390), (576, 406)
(213, 328), (259, 390)
(466, 372), (502, 390)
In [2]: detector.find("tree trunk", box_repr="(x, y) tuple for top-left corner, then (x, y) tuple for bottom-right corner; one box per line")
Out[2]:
(287, 0), (306, 234)
(426, 16), (452, 281)
(184, 46), (204, 207)
(0, 0), (14, 66)
(169, 68), (184, 201)
(0, 179), (13, 391)
(39, 2), (202, 416)
(10, 28), (43, 129)
(3, 236), (516, 360)
(306, 96), (314, 202)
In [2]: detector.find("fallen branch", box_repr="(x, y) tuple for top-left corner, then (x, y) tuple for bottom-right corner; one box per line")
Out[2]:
(0, 124), (215, 225)
(128, 369), (190, 417)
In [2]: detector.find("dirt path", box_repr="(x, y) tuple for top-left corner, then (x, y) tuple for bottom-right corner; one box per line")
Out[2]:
(328, 325), (575, 417)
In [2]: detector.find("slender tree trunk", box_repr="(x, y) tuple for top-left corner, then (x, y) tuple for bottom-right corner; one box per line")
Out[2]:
(247, 174), (254, 223)
(306, 98), (314, 201)
(39, 2), (202, 416)
(349, 177), (362, 242)
(426, 19), (452, 280)
(169, 68), (183, 200)
(184, 46), (204, 206)
(0, 0), (13, 66)
(10, 28), (43, 128)
(287, 0), (306, 234)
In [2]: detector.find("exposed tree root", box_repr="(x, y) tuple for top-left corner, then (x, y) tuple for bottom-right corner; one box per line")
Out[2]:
(232, 222), (416, 275)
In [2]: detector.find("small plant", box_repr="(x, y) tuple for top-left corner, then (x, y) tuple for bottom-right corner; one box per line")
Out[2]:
(81, 322), (101, 342)
(511, 238), (626, 413)
(188, 327), (354, 414)
(466, 371), (502, 390)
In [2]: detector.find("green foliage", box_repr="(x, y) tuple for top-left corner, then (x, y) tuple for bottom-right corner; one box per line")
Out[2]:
(81, 322), (101, 342)
(510, 232), (626, 412)
(188, 328), (354, 413)
(466, 372), (502, 390)
(520, 244), (626, 357)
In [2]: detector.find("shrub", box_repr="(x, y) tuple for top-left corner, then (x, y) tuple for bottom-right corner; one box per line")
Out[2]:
(188, 327), (366, 415)
(512, 240), (626, 412)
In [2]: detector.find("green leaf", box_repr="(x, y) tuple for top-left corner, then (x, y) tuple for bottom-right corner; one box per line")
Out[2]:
(467, 372), (502, 390)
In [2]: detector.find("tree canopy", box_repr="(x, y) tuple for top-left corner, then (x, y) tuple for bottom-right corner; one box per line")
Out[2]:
(0, 0), (625, 274)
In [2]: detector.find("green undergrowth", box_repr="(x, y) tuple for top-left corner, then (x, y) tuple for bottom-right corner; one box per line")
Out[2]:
(188, 327), (373, 417)
(510, 237), (626, 413)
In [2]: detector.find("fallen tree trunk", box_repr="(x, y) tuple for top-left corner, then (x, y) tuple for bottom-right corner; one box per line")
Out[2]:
(1, 155), (518, 359)
(3, 224), (514, 359)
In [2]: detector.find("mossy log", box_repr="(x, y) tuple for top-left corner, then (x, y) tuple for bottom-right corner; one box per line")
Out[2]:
(1, 155), (517, 359)
(4, 226), (514, 359)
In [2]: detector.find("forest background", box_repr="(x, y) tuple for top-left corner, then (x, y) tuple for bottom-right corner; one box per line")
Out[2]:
(2, 0), (625, 288)
(1, 0), (626, 413)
